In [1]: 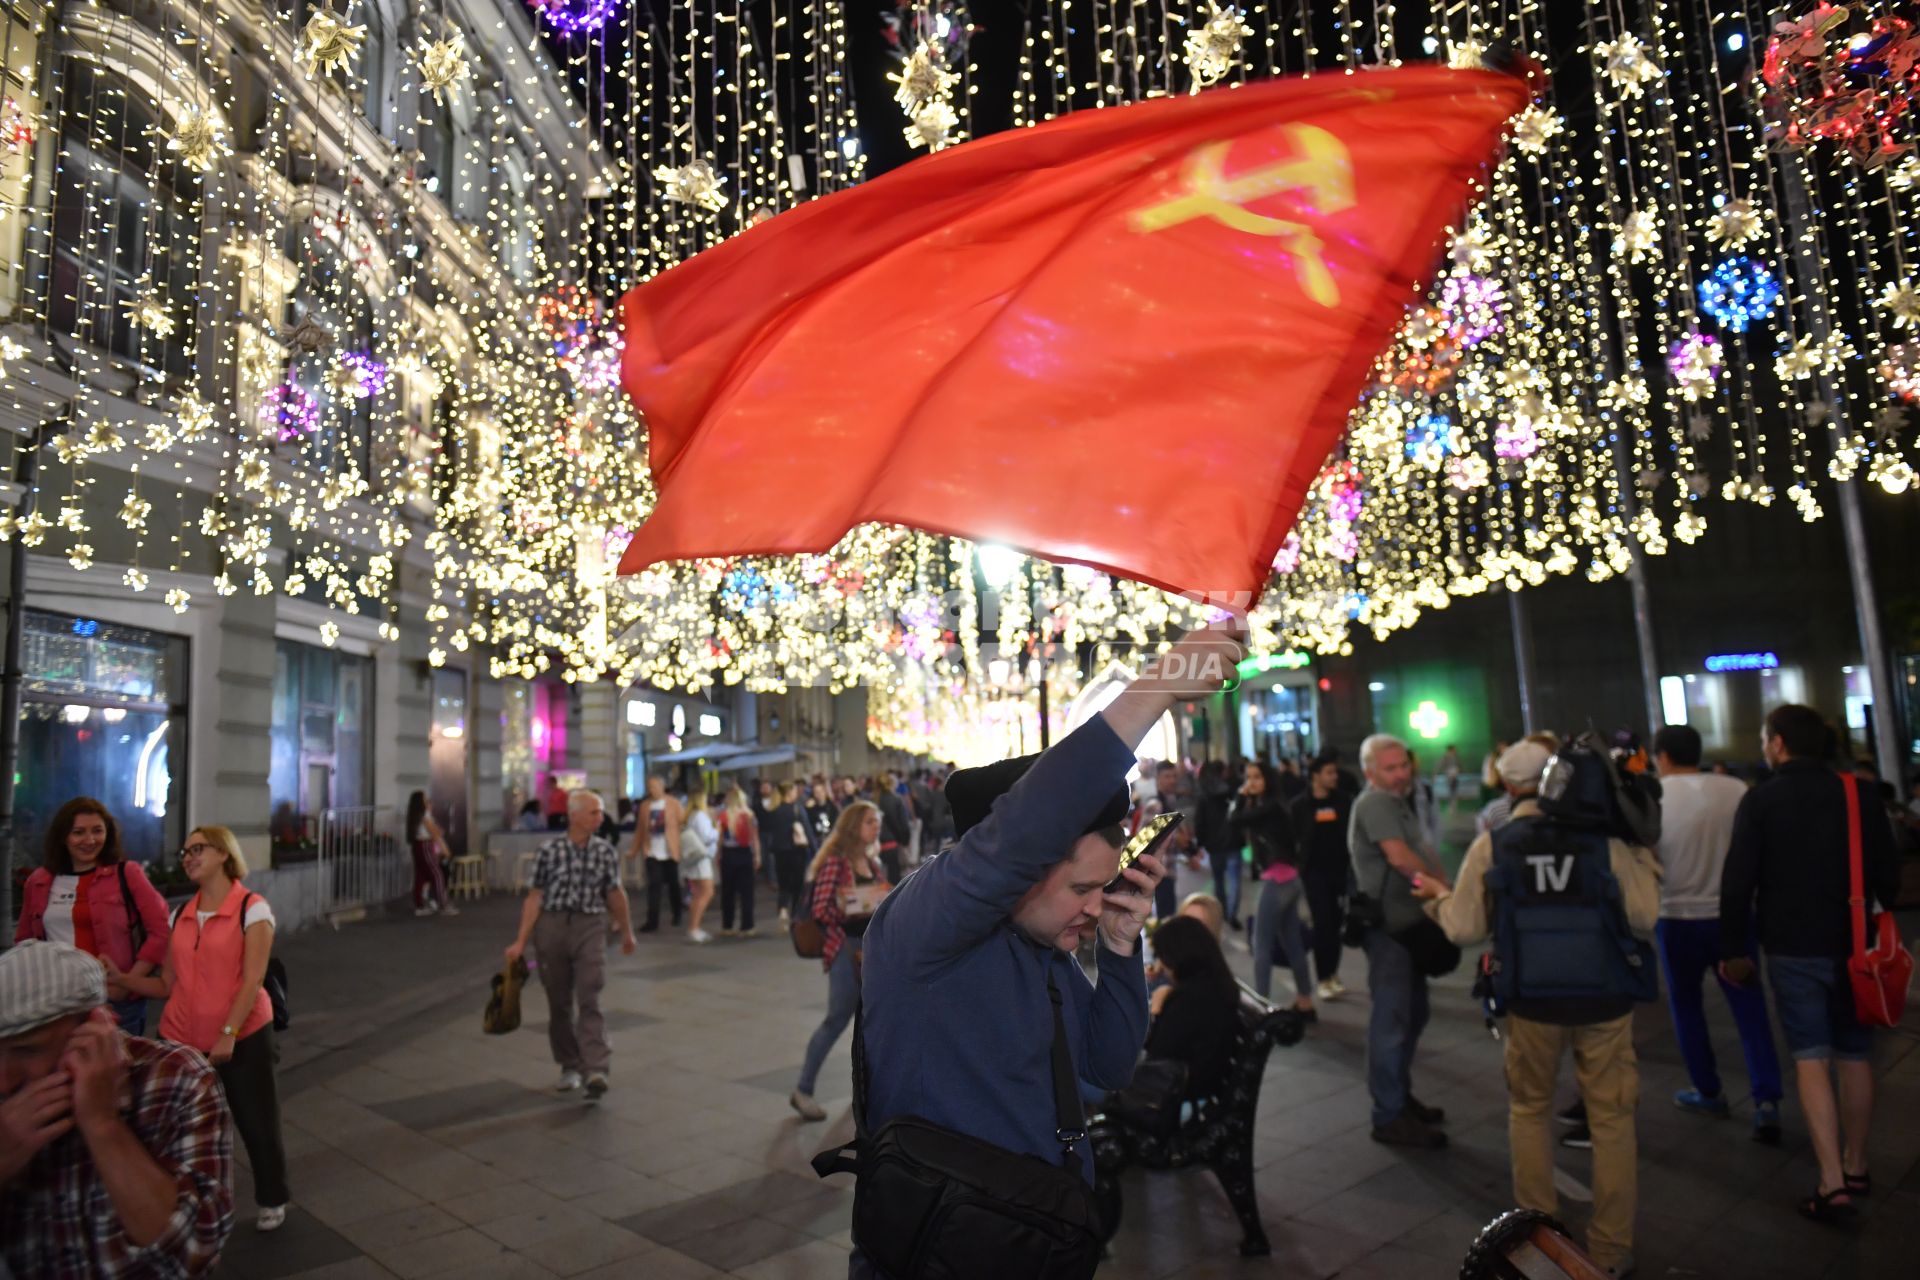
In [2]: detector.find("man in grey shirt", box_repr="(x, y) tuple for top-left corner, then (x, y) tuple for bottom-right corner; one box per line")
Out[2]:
(1350, 733), (1452, 1147)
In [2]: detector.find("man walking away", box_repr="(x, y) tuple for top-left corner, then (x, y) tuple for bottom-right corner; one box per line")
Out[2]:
(1415, 740), (1661, 1279)
(1291, 754), (1353, 1000)
(871, 773), (913, 884)
(505, 790), (637, 1100)
(1, 941), (233, 1278)
(1350, 733), (1453, 1148)
(1721, 705), (1901, 1224)
(1650, 725), (1783, 1142)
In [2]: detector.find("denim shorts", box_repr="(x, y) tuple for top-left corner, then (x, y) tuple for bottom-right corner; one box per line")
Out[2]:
(1768, 954), (1872, 1062)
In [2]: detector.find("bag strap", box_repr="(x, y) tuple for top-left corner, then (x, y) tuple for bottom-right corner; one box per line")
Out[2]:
(1044, 965), (1088, 1176)
(117, 862), (145, 952)
(1842, 772), (1867, 959)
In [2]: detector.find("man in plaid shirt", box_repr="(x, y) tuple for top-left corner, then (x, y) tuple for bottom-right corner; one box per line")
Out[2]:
(1, 940), (233, 1278)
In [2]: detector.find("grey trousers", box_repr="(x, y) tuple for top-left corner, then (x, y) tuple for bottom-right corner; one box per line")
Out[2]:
(533, 911), (611, 1074)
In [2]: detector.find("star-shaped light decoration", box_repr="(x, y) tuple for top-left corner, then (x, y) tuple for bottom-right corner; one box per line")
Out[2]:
(1614, 207), (1661, 263)
(1705, 199), (1763, 250)
(1184, 4), (1253, 89)
(164, 587), (190, 613)
(905, 100), (959, 152)
(238, 327), (282, 390)
(56, 505), (84, 533)
(67, 544), (93, 573)
(652, 158), (728, 212)
(119, 492), (152, 530)
(1510, 105), (1564, 157)
(85, 420), (124, 453)
(298, 9), (366, 78)
(415, 34), (470, 104)
(236, 450), (271, 492)
(123, 285), (176, 338)
(17, 512), (48, 547)
(50, 433), (86, 465)
(1876, 279), (1920, 329)
(1445, 454), (1491, 491)
(1872, 402), (1908, 438)
(1402, 309), (1441, 348)
(890, 41), (957, 114)
(1774, 332), (1853, 382)
(1595, 32), (1661, 99)
(1449, 223), (1495, 273)
(176, 392), (216, 443)
(1889, 155), (1920, 192)
(165, 105), (230, 174)
(1446, 38), (1489, 71)
(1686, 472), (1713, 498)
(122, 567), (149, 592)
(0, 333), (25, 378)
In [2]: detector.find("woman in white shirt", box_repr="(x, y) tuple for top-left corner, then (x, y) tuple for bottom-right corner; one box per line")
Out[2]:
(681, 791), (719, 944)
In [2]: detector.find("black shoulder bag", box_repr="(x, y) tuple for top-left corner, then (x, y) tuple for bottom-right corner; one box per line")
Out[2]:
(116, 862), (146, 957)
(1345, 858), (1460, 978)
(811, 965), (1103, 1280)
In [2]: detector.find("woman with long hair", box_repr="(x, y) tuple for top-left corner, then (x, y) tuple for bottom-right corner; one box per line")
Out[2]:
(1141, 914), (1242, 1098)
(717, 785), (762, 937)
(13, 797), (172, 1034)
(1232, 761), (1315, 1018)
(681, 789), (719, 943)
(405, 790), (456, 917)
(791, 800), (886, 1121)
(110, 826), (291, 1231)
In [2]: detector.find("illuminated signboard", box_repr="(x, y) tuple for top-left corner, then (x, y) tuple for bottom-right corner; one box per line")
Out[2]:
(1235, 651), (1312, 680)
(1703, 652), (1779, 673)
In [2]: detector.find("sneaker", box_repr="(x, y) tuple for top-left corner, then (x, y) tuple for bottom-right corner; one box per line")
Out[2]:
(1555, 1101), (1587, 1126)
(439, 903), (460, 917)
(255, 1204), (288, 1232)
(740, 927), (759, 938)
(1559, 1122), (1592, 1150)
(1370, 1113), (1447, 1149)
(414, 905), (437, 917)
(1753, 1101), (1783, 1145)
(1674, 1088), (1730, 1118)
(557, 1068), (583, 1093)
(1407, 1095), (1446, 1126)
(688, 929), (713, 944)
(790, 1090), (827, 1122)
(720, 927), (738, 937)
(1316, 976), (1347, 1000)
(779, 907), (792, 926)
(584, 1073), (609, 1100)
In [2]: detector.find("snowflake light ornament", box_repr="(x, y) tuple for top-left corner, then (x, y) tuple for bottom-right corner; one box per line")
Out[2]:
(297, 9), (366, 78)
(0, 333), (24, 379)
(1615, 207), (1661, 262)
(1595, 32), (1662, 99)
(1184, 4), (1253, 90)
(165, 106), (230, 174)
(905, 100), (959, 151)
(1667, 329), (1725, 401)
(653, 158), (727, 212)
(891, 41), (957, 113)
(1706, 198), (1764, 249)
(123, 284), (175, 338)
(415, 34), (469, 104)
(1510, 105), (1564, 156)
(1876, 279), (1920, 329)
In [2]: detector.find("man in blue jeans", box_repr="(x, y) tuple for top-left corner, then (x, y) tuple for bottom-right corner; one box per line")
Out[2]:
(1651, 725), (1783, 1142)
(1720, 704), (1901, 1223)
(1349, 733), (1452, 1148)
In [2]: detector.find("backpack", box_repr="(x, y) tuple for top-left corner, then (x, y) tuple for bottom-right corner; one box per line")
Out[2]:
(172, 893), (290, 1030)
(1483, 816), (1656, 1008)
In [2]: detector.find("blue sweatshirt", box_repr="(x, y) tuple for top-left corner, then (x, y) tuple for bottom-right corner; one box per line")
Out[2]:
(860, 717), (1149, 1182)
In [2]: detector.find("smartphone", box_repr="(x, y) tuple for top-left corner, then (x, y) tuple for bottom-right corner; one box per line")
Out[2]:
(1103, 810), (1185, 894)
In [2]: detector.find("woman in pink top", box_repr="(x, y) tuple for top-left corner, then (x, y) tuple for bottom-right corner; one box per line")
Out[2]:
(112, 825), (289, 1231)
(13, 797), (171, 1035)
(1232, 762), (1316, 1017)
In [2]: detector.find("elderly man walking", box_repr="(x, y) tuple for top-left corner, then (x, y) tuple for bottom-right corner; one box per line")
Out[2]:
(505, 789), (637, 1100)
(1350, 732), (1453, 1148)
(1, 940), (234, 1278)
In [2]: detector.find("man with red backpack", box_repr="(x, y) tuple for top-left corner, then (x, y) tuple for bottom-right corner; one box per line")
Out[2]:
(1720, 704), (1903, 1225)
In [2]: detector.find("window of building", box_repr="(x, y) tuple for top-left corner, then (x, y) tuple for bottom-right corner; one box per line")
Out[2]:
(48, 58), (201, 377)
(269, 639), (372, 857)
(282, 221), (376, 476)
(14, 609), (188, 867)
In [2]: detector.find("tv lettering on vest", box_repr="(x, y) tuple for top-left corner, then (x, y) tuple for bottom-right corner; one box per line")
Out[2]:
(814, 627), (1238, 1280)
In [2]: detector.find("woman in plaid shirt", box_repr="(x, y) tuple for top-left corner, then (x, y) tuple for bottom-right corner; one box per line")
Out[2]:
(789, 801), (887, 1122)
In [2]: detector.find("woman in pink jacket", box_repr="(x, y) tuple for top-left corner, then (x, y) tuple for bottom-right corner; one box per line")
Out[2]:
(12, 796), (172, 1034)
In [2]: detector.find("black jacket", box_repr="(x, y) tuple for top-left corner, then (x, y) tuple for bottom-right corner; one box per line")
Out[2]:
(1228, 793), (1297, 872)
(1721, 760), (1902, 959)
(874, 789), (913, 849)
(1289, 789), (1354, 877)
(1142, 978), (1240, 1098)
(1193, 778), (1237, 856)
(767, 800), (811, 855)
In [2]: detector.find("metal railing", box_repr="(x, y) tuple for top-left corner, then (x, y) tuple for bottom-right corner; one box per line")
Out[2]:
(316, 806), (404, 926)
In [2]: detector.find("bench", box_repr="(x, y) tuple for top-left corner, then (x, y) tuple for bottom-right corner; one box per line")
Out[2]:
(1089, 983), (1307, 1257)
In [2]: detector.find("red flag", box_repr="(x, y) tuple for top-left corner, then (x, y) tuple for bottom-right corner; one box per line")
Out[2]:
(618, 67), (1526, 599)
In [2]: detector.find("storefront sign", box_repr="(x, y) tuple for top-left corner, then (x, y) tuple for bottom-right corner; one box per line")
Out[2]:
(1236, 651), (1311, 680)
(1409, 700), (1450, 739)
(1703, 651), (1779, 673)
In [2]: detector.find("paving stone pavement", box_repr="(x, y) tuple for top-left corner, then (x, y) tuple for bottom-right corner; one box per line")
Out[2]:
(209, 866), (1920, 1280)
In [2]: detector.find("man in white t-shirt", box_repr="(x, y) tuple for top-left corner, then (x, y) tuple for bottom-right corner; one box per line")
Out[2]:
(1652, 725), (1783, 1143)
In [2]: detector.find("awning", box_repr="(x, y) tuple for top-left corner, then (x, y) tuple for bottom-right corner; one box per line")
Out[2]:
(650, 741), (753, 764)
(714, 745), (799, 773)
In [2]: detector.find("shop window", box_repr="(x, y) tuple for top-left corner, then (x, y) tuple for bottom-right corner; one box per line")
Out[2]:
(48, 58), (201, 377)
(14, 610), (188, 873)
(269, 638), (372, 858)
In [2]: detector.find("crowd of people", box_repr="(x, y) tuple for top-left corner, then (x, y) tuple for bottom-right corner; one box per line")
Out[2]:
(3, 672), (1913, 1279)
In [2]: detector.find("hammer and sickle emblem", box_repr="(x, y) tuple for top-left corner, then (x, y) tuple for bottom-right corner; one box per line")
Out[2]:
(1128, 124), (1356, 307)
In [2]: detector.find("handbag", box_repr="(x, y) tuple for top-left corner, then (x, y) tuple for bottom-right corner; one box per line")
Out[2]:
(116, 863), (146, 957)
(1104, 1057), (1188, 1139)
(1343, 861), (1459, 976)
(812, 966), (1103, 1280)
(1842, 775), (1913, 1028)
(483, 956), (529, 1034)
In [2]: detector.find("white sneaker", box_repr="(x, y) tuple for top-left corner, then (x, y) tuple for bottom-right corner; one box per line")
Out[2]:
(557, 1068), (583, 1092)
(414, 905), (437, 917)
(1317, 977), (1347, 1001)
(779, 907), (792, 926)
(789, 1090), (827, 1122)
(255, 1204), (288, 1232)
(440, 903), (460, 917)
(688, 929), (713, 944)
